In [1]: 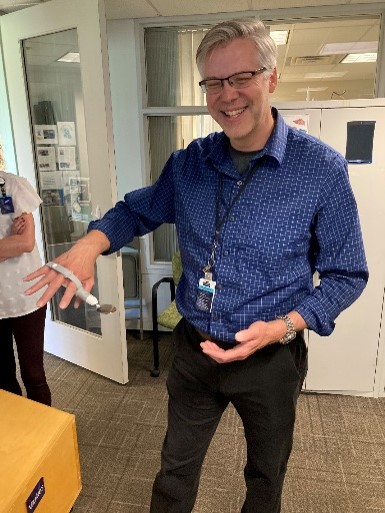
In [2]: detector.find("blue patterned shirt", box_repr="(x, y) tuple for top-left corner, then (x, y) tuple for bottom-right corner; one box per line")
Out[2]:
(89, 109), (368, 342)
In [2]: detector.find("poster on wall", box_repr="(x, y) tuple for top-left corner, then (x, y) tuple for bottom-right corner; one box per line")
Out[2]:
(39, 171), (64, 206)
(39, 171), (63, 190)
(61, 170), (80, 215)
(62, 170), (80, 190)
(79, 178), (90, 204)
(67, 175), (91, 221)
(57, 146), (76, 170)
(282, 114), (309, 133)
(36, 146), (56, 171)
(57, 121), (76, 146)
(41, 188), (65, 206)
(34, 125), (58, 145)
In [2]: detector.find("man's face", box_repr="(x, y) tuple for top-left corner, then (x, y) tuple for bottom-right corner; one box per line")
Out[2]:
(202, 38), (277, 151)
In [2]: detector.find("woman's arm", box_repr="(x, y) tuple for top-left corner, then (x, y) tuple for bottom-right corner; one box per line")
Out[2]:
(0, 213), (35, 262)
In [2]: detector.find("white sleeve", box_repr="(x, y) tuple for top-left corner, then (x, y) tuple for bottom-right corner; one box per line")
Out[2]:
(11, 176), (42, 216)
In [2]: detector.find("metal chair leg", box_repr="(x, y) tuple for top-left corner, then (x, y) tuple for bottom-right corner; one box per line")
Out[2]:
(151, 324), (160, 377)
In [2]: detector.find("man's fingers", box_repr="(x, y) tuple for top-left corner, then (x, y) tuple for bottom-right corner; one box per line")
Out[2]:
(23, 266), (76, 308)
(58, 281), (78, 309)
(25, 262), (96, 310)
(200, 339), (258, 363)
(72, 277), (95, 309)
(24, 270), (61, 296)
(24, 265), (51, 283)
(200, 340), (243, 363)
(29, 270), (66, 306)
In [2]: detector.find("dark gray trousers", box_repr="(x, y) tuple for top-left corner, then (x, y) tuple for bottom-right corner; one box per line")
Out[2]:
(150, 318), (308, 513)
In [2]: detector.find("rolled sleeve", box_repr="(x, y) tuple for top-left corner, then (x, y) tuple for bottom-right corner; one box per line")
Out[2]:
(295, 158), (368, 335)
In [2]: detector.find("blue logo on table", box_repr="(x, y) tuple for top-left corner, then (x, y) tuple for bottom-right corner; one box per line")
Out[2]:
(26, 477), (45, 512)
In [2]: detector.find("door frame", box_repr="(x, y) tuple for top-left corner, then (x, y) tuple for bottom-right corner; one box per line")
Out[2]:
(0, 0), (129, 383)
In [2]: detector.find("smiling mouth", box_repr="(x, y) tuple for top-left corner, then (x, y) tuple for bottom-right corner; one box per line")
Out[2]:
(224, 107), (246, 118)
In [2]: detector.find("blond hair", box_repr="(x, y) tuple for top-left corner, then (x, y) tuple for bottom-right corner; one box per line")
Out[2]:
(196, 18), (277, 74)
(0, 142), (5, 169)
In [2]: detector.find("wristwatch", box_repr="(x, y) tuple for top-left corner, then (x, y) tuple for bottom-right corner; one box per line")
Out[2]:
(276, 315), (296, 345)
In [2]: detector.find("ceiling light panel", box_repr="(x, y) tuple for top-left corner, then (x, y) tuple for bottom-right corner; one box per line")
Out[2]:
(341, 53), (377, 64)
(296, 87), (328, 92)
(305, 71), (347, 79)
(270, 30), (289, 46)
(320, 41), (378, 55)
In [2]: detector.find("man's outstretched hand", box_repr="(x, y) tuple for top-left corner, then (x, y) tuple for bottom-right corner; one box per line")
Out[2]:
(24, 230), (110, 309)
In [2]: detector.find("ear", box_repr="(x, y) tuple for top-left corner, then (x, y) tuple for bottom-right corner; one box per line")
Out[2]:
(268, 68), (278, 93)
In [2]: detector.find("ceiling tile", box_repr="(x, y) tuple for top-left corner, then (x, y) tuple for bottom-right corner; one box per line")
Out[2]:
(250, 0), (347, 7)
(105, 0), (159, 20)
(150, 0), (251, 17)
(107, 0), (251, 18)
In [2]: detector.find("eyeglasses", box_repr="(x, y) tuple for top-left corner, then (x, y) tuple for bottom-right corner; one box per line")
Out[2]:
(199, 67), (267, 94)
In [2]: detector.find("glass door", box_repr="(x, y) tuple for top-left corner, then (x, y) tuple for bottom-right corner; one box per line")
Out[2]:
(0, 0), (129, 383)
(23, 28), (101, 333)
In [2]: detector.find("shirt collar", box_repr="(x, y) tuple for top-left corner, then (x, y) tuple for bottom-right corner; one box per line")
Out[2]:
(264, 107), (289, 166)
(204, 107), (288, 174)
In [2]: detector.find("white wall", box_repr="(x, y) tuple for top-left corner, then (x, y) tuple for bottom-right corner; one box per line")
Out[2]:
(0, 41), (17, 172)
(107, 19), (144, 200)
(315, 103), (385, 397)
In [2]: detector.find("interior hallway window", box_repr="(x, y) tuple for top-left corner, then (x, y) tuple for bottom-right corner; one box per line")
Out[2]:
(145, 27), (220, 261)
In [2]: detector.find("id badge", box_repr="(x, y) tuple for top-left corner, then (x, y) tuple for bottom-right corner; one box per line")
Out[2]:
(0, 195), (15, 214)
(196, 277), (216, 313)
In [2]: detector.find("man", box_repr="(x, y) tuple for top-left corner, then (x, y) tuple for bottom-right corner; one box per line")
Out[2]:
(25, 18), (368, 513)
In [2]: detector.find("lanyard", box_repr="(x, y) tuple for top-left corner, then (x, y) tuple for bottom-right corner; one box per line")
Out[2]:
(203, 163), (259, 275)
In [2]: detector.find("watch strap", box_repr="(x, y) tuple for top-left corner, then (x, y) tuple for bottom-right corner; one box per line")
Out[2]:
(276, 314), (296, 344)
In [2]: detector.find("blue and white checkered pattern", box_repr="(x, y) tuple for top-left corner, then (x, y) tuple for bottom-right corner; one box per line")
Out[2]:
(90, 109), (368, 343)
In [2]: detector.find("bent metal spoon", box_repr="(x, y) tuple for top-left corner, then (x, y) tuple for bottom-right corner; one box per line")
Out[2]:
(45, 261), (116, 314)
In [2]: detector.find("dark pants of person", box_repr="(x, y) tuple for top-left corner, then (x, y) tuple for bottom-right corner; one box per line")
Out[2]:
(150, 318), (308, 513)
(0, 306), (51, 406)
